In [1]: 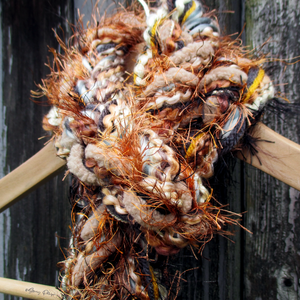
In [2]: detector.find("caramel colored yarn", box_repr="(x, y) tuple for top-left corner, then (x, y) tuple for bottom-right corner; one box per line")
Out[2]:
(37, 1), (274, 299)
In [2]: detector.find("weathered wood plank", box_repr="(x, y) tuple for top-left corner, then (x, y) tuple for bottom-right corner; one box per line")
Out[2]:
(245, 0), (300, 299)
(0, 1), (73, 298)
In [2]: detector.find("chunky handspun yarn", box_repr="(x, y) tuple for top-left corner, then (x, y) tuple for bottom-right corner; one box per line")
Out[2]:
(38, 0), (275, 299)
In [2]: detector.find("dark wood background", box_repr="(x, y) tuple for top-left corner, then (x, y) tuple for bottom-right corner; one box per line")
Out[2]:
(0, 0), (299, 299)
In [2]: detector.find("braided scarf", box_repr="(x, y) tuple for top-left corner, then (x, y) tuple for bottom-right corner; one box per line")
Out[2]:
(38, 0), (274, 299)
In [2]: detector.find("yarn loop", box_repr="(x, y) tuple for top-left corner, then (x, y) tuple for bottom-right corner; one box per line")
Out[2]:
(38, 1), (274, 299)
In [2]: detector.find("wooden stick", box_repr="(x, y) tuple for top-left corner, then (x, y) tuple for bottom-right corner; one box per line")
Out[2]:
(236, 122), (300, 191)
(0, 141), (66, 212)
(0, 277), (62, 300)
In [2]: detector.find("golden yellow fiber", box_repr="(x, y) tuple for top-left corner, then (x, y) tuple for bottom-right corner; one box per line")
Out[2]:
(149, 266), (160, 300)
(185, 132), (205, 158)
(133, 73), (138, 84)
(150, 19), (162, 50)
(182, 1), (196, 24)
(243, 68), (265, 103)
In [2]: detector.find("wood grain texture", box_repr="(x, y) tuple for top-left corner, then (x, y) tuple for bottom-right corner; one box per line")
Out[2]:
(237, 122), (300, 191)
(245, 0), (300, 299)
(0, 1), (73, 297)
(0, 278), (62, 300)
(0, 142), (66, 213)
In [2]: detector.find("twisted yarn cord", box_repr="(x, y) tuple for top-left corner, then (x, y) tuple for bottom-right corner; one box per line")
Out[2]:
(37, 1), (275, 299)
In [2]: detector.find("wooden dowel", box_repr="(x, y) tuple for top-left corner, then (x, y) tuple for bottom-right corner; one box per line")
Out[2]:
(0, 141), (66, 212)
(236, 122), (300, 191)
(0, 277), (62, 300)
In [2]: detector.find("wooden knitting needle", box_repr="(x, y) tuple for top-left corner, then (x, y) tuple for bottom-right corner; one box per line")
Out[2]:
(0, 122), (299, 213)
(0, 277), (62, 300)
(0, 141), (66, 213)
(235, 122), (300, 191)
